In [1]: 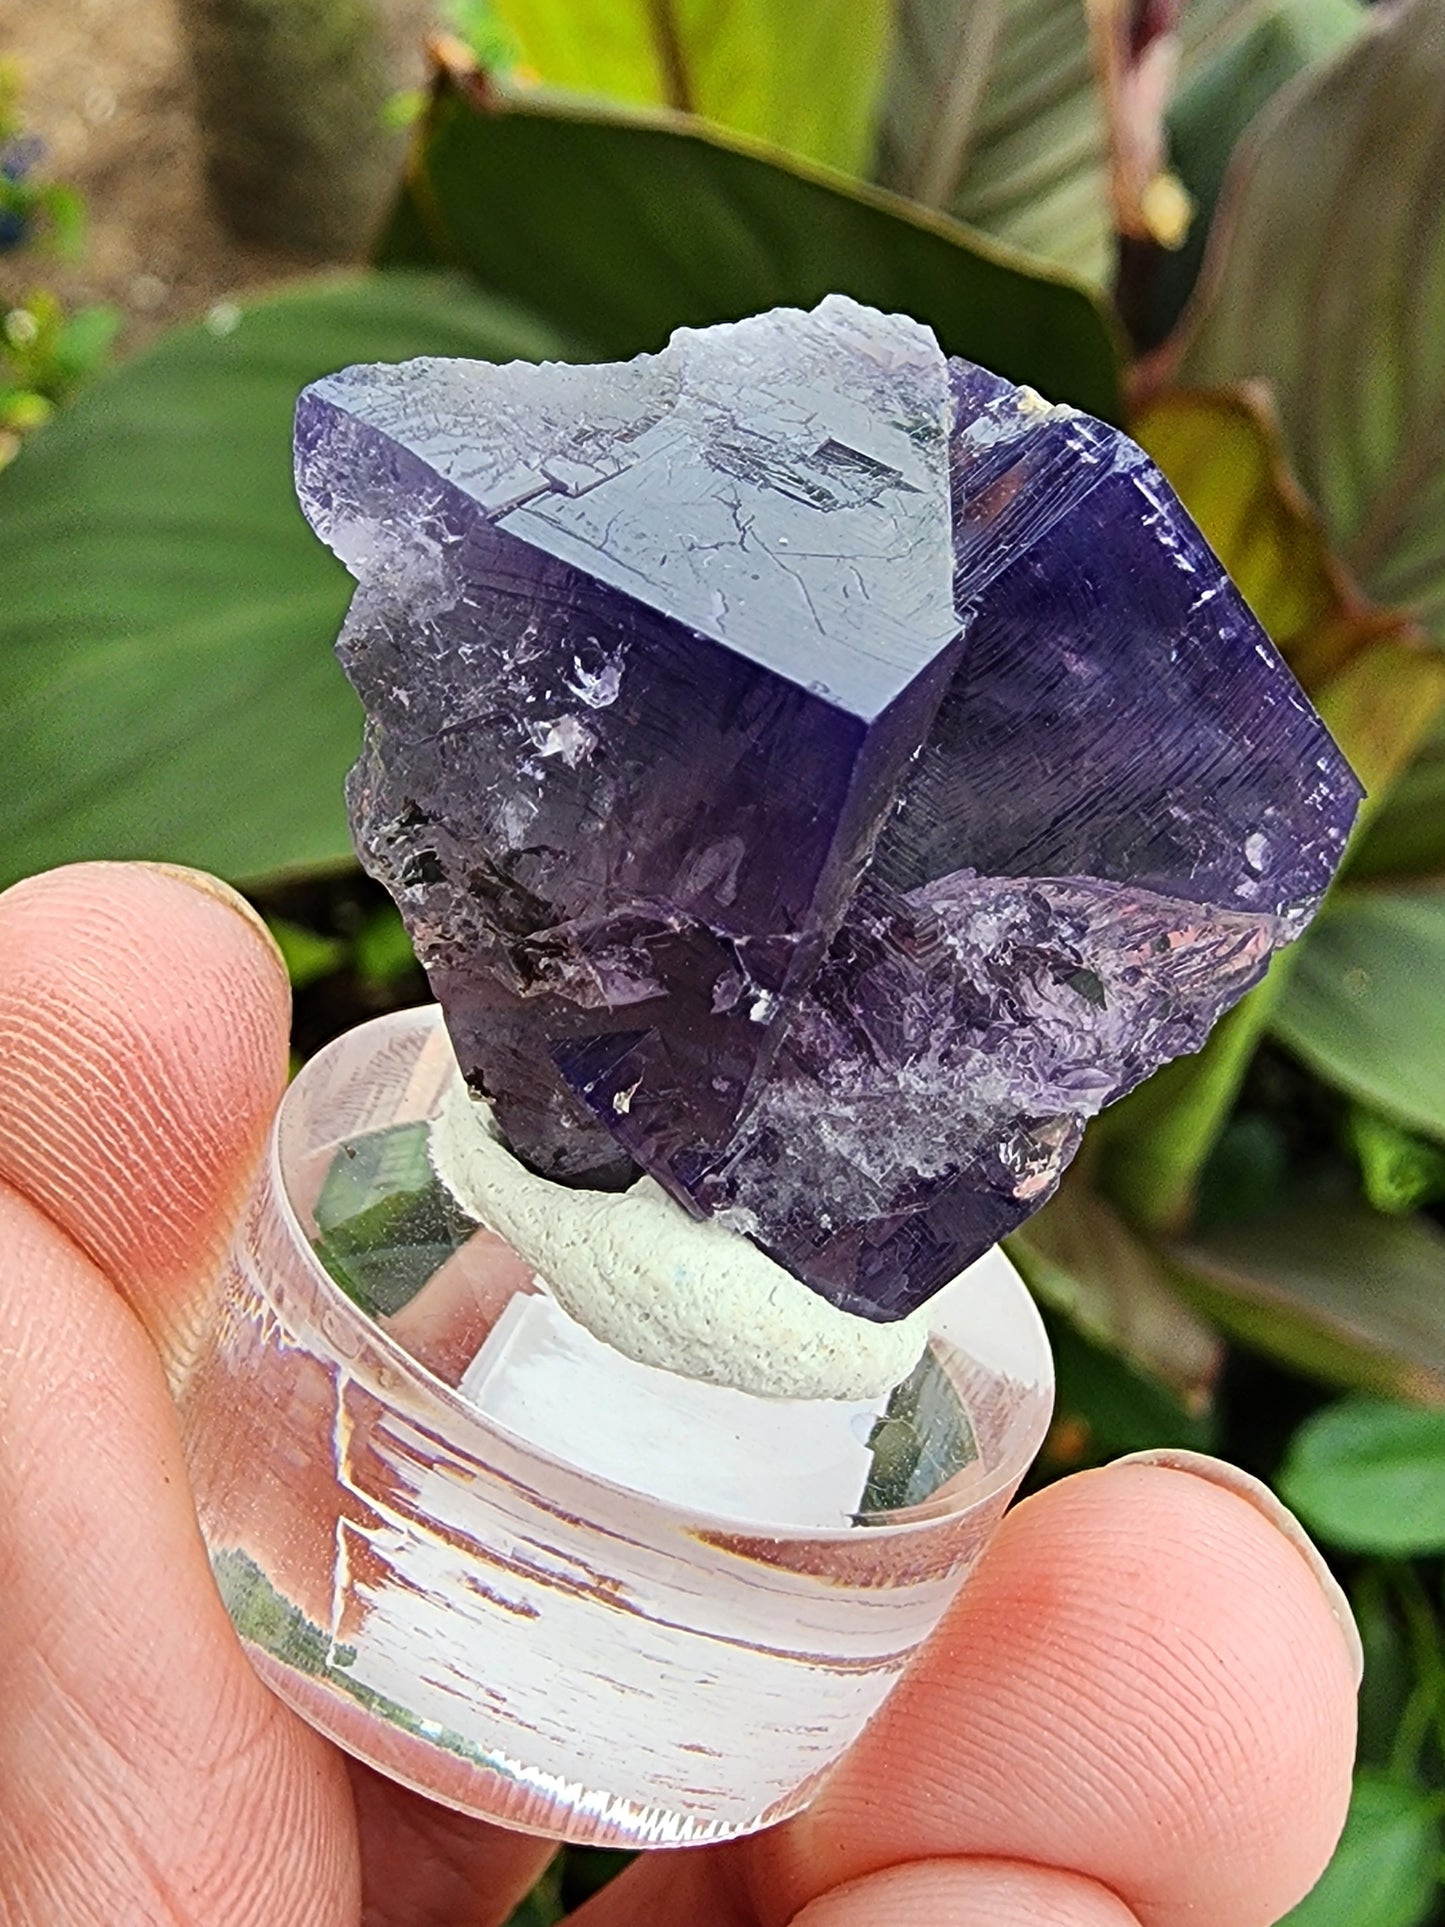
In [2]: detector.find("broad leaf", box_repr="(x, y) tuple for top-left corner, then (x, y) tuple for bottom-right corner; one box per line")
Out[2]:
(1172, 1206), (1445, 1403)
(1099, 972), (1285, 1234)
(502, 1877), (564, 1927)
(1313, 643), (1445, 826)
(1007, 1172), (1221, 1407)
(486, 0), (894, 175)
(1281, 1773), (1439, 1926)
(265, 916), (348, 991)
(876, 0), (1114, 283)
(1351, 713), (1445, 882)
(1191, 1113), (1290, 1231)
(1271, 888), (1445, 1142)
(1177, 0), (1445, 648)
(873, 0), (1354, 287)
(870, 0), (1117, 285)
(0, 271), (570, 888)
(1040, 1306), (1216, 1465)
(1280, 1398), (1445, 1554)
(1351, 1569), (1414, 1775)
(1317, 637), (1445, 878)
(1154, 0), (1364, 343)
(382, 55), (1123, 419)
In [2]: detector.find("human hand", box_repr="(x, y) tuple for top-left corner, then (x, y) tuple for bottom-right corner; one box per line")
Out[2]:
(0, 863), (1360, 1927)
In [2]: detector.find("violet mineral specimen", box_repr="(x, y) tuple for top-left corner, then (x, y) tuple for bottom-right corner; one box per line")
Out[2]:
(295, 297), (1361, 1322)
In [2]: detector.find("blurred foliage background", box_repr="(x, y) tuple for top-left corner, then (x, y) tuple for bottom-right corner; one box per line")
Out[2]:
(3, 0), (1445, 1918)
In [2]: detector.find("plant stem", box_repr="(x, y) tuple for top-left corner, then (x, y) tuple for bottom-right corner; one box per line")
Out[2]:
(646, 0), (694, 114)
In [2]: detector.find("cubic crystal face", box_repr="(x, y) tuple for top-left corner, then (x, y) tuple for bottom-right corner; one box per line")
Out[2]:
(295, 296), (1361, 1321)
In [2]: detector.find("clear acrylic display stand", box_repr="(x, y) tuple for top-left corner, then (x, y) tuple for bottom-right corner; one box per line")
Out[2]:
(177, 1006), (1053, 1847)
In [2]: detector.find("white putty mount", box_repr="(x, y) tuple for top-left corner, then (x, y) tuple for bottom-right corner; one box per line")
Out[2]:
(428, 1076), (929, 1401)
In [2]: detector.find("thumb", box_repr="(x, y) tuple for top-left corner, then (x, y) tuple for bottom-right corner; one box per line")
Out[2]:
(0, 861), (358, 1923)
(0, 860), (290, 1386)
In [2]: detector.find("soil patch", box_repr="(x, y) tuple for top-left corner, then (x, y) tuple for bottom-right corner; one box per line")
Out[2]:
(0, 0), (436, 352)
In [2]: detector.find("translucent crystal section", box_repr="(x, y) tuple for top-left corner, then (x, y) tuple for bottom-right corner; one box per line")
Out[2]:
(296, 301), (961, 1191)
(295, 297), (1362, 1320)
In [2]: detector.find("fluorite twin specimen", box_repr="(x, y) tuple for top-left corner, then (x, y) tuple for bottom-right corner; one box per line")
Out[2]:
(295, 297), (1361, 1322)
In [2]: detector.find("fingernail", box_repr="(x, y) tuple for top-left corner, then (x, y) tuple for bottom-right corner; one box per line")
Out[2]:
(136, 863), (287, 986)
(1113, 1448), (1364, 1688)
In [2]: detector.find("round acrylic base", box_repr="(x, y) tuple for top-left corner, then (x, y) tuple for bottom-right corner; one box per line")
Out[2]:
(176, 1007), (1053, 1847)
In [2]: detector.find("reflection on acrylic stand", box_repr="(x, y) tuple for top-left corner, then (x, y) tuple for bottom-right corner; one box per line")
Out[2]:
(177, 1006), (1054, 1847)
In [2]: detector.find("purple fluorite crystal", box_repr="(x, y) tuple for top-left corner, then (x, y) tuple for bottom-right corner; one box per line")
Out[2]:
(295, 297), (1361, 1320)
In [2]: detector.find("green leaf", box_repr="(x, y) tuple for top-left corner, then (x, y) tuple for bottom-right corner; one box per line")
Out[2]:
(1287, 623), (1445, 898)
(1352, 715), (1445, 882)
(382, 72), (1122, 420)
(555, 1850), (635, 1910)
(1192, 1113), (1291, 1230)
(874, 0), (1114, 284)
(48, 304), (121, 395)
(1153, 0), (1365, 342)
(873, 0), (1348, 288)
(1352, 1568), (1416, 1773)
(37, 182), (87, 258)
(353, 903), (421, 987)
(1272, 888), (1445, 1142)
(1280, 1398), (1445, 1555)
(0, 388), (50, 434)
(502, 1863), (564, 1927)
(859, 1347), (978, 1515)
(0, 271), (571, 890)
(1099, 963), (1288, 1235)
(444, 0), (525, 72)
(1349, 1106), (1445, 1217)
(1312, 641), (1445, 828)
(1173, 1206), (1445, 1404)
(264, 914), (348, 991)
(1040, 1306), (1215, 1464)
(1280, 1772), (1439, 1927)
(1177, 0), (1445, 649)
(486, 0), (894, 176)
(1007, 1172), (1221, 1408)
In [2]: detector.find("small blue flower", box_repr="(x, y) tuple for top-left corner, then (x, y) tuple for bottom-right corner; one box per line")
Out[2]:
(0, 136), (44, 252)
